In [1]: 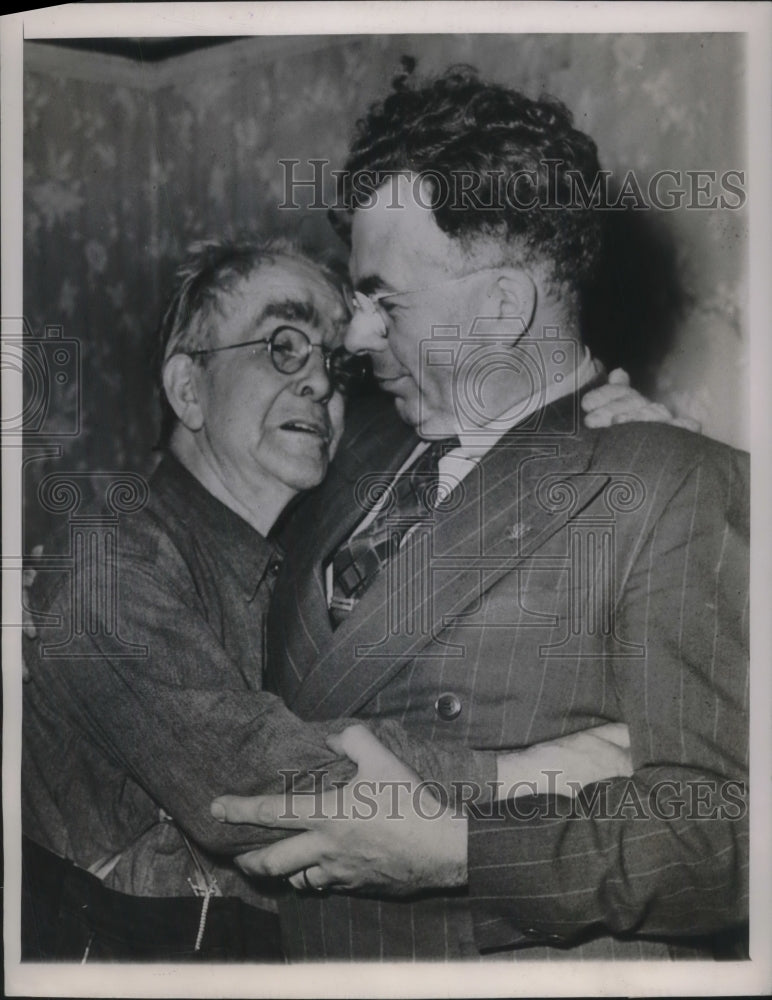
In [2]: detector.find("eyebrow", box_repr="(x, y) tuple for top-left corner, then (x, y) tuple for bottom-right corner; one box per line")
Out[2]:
(354, 275), (392, 296)
(256, 299), (321, 328)
(251, 296), (348, 340)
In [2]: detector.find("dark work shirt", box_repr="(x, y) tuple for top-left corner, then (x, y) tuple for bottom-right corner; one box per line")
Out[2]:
(23, 454), (291, 901)
(22, 453), (493, 903)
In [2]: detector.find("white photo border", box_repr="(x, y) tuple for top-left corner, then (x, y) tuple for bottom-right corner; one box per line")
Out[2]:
(3, 3), (770, 997)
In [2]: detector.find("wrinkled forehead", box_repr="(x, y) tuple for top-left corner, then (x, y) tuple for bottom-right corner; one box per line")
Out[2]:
(349, 175), (463, 288)
(241, 257), (348, 344)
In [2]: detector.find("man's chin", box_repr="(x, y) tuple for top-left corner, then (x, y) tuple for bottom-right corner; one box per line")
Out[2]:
(284, 462), (328, 492)
(392, 395), (419, 429)
(390, 397), (454, 439)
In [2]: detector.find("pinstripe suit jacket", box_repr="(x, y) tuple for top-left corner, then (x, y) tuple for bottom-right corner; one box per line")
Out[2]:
(268, 389), (750, 960)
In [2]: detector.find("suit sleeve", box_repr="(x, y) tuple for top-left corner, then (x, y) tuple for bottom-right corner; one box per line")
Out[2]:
(467, 440), (749, 949)
(26, 543), (495, 860)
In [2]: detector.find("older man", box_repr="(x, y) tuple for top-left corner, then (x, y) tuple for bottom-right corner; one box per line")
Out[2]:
(214, 68), (750, 961)
(22, 238), (640, 960)
(21, 240), (486, 959)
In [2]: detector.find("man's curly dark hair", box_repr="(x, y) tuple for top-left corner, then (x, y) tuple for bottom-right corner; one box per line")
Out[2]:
(330, 64), (606, 292)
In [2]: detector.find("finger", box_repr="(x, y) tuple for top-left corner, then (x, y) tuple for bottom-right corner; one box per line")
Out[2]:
(609, 409), (651, 424)
(607, 368), (631, 386)
(31, 544), (44, 557)
(211, 790), (336, 829)
(672, 416), (701, 432)
(581, 383), (640, 416)
(288, 864), (327, 892)
(327, 724), (420, 782)
(610, 402), (673, 425)
(22, 659), (30, 683)
(587, 395), (665, 428)
(234, 830), (326, 879)
(288, 871), (306, 891)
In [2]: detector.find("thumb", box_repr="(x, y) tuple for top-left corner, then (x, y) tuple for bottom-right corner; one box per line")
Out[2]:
(607, 368), (631, 387)
(672, 415), (701, 432)
(326, 724), (420, 782)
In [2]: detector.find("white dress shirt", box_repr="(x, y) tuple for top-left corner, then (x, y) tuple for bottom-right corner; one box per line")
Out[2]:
(326, 349), (601, 605)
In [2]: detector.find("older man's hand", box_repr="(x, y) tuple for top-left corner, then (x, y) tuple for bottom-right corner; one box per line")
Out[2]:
(582, 368), (701, 431)
(214, 724), (468, 895)
(212, 721), (633, 896)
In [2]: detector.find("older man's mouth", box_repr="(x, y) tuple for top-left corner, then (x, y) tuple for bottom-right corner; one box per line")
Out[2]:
(279, 419), (331, 443)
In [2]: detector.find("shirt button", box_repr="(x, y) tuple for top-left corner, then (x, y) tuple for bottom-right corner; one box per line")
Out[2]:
(435, 692), (462, 721)
(267, 558), (282, 577)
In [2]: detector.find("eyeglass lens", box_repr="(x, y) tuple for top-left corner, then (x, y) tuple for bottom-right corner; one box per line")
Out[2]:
(268, 326), (312, 374)
(269, 326), (369, 392)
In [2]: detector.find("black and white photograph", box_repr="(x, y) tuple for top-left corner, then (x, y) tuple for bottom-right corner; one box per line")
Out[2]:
(2, 3), (770, 997)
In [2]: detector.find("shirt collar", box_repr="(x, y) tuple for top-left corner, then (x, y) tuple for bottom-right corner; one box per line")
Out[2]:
(152, 452), (282, 598)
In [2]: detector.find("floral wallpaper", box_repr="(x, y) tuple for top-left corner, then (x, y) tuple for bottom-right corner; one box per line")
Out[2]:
(22, 33), (747, 543)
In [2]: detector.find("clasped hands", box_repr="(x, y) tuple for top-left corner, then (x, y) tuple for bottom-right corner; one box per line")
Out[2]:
(211, 721), (631, 897)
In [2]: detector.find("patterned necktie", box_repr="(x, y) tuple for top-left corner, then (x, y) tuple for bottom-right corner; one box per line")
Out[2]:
(329, 437), (459, 627)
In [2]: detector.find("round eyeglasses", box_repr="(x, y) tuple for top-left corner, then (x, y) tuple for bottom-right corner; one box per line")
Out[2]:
(187, 325), (369, 394)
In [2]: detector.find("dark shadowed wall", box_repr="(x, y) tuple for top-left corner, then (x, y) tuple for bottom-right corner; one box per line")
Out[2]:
(23, 33), (747, 543)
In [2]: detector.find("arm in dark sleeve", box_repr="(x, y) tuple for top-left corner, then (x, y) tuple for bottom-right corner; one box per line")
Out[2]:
(467, 442), (750, 949)
(30, 546), (494, 858)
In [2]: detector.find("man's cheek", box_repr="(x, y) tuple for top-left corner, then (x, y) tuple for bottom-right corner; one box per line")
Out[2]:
(328, 400), (347, 459)
(328, 430), (343, 461)
(393, 396), (411, 423)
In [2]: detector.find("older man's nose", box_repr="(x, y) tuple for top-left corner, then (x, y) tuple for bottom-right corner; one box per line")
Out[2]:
(343, 304), (389, 355)
(296, 350), (334, 401)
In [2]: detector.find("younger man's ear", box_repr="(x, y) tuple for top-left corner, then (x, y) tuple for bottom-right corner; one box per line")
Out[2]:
(493, 269), (537, 330)
(162, 354), (205, 432)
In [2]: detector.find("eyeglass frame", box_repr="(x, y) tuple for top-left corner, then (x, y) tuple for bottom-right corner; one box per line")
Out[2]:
(342, 267), (502, 319)
(185, 324), (369, 393)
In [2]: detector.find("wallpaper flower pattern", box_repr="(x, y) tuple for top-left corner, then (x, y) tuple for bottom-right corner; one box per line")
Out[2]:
(22, 33), (747, 542)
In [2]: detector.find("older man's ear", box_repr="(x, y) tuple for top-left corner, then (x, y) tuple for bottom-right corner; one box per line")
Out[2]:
(162, 354), (205, 432)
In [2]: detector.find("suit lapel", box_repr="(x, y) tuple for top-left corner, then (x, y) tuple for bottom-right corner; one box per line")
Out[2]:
(267, 395), (418, 698)
(291, 395), (609, 719)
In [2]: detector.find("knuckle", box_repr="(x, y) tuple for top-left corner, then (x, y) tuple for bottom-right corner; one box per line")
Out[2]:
(235, 853), (259, 874)
(256, 801), (277, 825)
(260, 856), (283, 878)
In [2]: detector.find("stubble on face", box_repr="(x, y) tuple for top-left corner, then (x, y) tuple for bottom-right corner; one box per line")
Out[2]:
(187, 259), (347, 530)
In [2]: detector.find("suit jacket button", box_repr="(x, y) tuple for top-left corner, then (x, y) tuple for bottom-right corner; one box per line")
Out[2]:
(435, 692), (462, 721)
